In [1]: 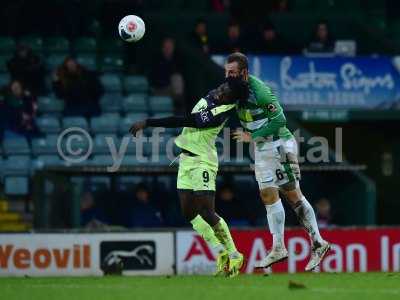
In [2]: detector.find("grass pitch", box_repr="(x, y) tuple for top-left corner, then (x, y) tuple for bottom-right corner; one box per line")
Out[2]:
(1, 273), (399, 300)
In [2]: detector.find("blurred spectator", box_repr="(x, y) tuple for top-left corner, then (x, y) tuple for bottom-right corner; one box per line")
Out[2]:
(190, 18), (210, 55)
(129, 183), (162, 228)
(1, 80), (38, 139)
(387, 0), (400, 24)
(257, 22), (288, 54)
(80, 191), (108, 228)
(150, 37), (185, 112)
(211, 0), (230, 12)
(272, 0), (290, 12)
(315, 197), (333, 228)
(216, 184), (249, 226)
(221, 21), (245, 53)
(7, 45), (46, 95)
(53, 57), (103, 117)
(306, 21), (335, 53)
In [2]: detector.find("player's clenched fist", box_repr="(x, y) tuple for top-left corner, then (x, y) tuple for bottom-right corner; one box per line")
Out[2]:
(129, 120), (147, 137)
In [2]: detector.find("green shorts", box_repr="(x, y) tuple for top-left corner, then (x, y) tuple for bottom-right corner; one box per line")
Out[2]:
(177, 154), (217, 191)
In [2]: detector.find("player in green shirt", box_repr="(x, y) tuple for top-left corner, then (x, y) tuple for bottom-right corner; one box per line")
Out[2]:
(226, 52), (330, 271)
(130, 77), (249, 277)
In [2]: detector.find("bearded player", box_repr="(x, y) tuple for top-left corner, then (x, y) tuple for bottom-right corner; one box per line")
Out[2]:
(226, 52), (330, 271)
(130, 77), (249, 277)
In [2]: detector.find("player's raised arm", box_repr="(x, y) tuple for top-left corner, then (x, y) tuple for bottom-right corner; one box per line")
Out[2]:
(130, 77), (249, 137)
(129, 107), (234, 137)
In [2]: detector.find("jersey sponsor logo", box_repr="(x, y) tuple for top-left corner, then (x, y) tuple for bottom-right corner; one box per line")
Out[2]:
(199, 109), (210, 123)
(191, 98), (208, 113)
(267, 103), (277, 112)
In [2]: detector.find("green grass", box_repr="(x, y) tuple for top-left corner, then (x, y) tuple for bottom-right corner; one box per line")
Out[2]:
(0, 273), (399, 300)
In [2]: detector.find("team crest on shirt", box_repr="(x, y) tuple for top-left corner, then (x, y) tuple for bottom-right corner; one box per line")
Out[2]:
(267, 103), (277, 112)
(200, 109), (210, 122)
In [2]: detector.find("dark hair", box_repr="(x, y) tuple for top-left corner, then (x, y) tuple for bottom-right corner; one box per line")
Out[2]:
(263, 21), (276, 32)
(135, 183), (149, 193)
(228, 20), (240, 28)
(226, 52), (248, 71)
(225, 76), (249, 102)
(314, 20), (330, 34)
(195, 18), (206, 25)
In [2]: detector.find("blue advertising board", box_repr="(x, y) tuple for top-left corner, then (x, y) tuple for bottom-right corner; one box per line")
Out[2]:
(213, 55), (400, 109)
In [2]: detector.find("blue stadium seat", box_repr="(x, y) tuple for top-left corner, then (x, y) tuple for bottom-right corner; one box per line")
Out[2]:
(3, 156), (30, 175)
(149, 96), (174, 113)
(90, 114), (120, 134)
(118, 134), (141, 156)
(62, 116), (89, 131)
(46, 54), (66, 69)
(151, 112), (171, 118)
(18, 36), (43, 53)
(100, 73), (122, 93)
(0, 55), (10, 73)
(32, 155), (64, 171)
(0, 37), (16, 54)
(123, 75), (149, 93)
(122, 94), (148, 112)
(37, 96), (65, 115)
(0, 73), (10, 87)
(146, 154), (172, 166)
(76, 54), (97, 70)
(100, 38), (124, 55)
(58, 131), (91, 164)
(121, 155), (143, 166)
(4, 177), (29, 196)
(100, 55), (124, 72)
(93, 134), (118, 154)
(36, 116), (61, 134)
(44, 37), (70, 54)
(31, 136), (59, 156)
(99, 93), (122, 113)
(2, 137), (30, 156)
(73, 37), (97, 53)
(91, 155), (115, 167)
(146, 134), (175, 156)
(119, 113), (148, 134)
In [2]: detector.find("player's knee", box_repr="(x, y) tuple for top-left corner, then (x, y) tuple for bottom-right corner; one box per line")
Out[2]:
(281, 188), (303, 206)
(260, 188), (279, 205)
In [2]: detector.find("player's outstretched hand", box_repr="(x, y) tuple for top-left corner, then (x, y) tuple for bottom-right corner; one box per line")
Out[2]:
(232, 129), (252, 143)
(129, 120), (147, 137)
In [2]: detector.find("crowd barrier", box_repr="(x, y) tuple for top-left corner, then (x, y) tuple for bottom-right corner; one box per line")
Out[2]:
(1, 228), (399, 276)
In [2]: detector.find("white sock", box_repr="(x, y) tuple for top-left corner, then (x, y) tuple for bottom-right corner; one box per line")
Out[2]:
(265, 199), (285, 251)
(294, 196), (324, 246)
